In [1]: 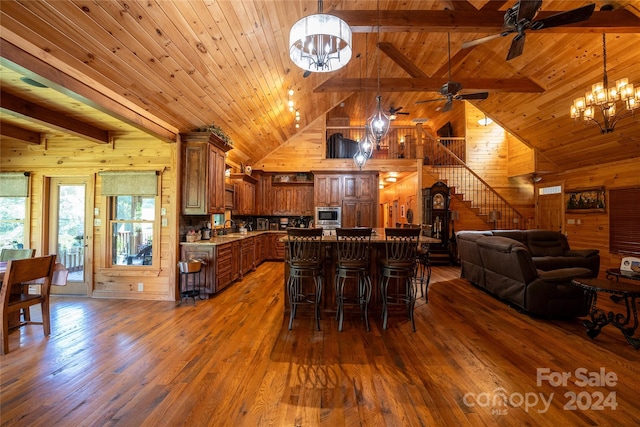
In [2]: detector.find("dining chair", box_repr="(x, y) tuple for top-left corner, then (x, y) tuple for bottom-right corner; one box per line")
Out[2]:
(1, 255), (56, 354)
(0, 248), (36, 262)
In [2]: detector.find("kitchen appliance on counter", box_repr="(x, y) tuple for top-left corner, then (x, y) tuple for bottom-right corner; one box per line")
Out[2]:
(280, 218), (289, 229)
(257, 218), (269, 231)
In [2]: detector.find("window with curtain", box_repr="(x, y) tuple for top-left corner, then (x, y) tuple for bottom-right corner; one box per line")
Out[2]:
(609, 187), (640, 256)
(100, 171), (158, 267)
(0, 173), (29, 249)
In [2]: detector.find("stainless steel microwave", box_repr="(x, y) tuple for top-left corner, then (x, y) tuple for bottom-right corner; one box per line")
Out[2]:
(315, 206), (341, 227)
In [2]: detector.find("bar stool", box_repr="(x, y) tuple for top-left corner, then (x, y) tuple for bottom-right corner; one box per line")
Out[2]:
(285, 228), (323, 330)
(380, 227), (421, 331)
(178, 260), (203, 305)
(335, 227), (372, 331)
(415, 242), (432, 300)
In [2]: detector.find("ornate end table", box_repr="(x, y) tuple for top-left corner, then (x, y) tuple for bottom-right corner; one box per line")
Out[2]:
(571, 277), (640, 349)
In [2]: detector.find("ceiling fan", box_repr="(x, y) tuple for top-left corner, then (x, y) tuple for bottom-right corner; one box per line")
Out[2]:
(461, 0), (596, 60)
(388, 106), (409, 120)
(416, 34), (489, 113)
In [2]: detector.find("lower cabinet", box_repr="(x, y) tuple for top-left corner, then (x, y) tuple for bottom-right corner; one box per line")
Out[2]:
(240, 236), (255, 277)
(217, 241), (240, 292)
(271, 232), (286, 260)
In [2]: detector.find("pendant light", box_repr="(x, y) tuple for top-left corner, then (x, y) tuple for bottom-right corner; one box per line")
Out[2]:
(366, 0), (389, 146)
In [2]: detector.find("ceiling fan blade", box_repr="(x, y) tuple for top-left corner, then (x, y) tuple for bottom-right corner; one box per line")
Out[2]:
(416, 98), (446, 104)
(458, 92), (489, 100)
(461, 33), (505, 50)
(397, 111), (410, 115)
(516, 0), (543, 23)
(442, 100), (454, 113)
(303, 70), (312, 78)
(506, 34), (526, 60)
(533, 3), (596, 29)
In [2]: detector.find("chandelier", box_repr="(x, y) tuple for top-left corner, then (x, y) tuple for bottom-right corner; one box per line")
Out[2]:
(570, 34), (639, 134)
(289, 0), (352, 73)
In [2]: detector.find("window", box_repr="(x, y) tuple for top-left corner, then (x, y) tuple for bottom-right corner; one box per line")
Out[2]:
(539, 185), (562, 195)
(609, 187), (640, 256)
(0, 172), (30, 249)
(0, 197), (27, 249)
(110, 196), (155, 266)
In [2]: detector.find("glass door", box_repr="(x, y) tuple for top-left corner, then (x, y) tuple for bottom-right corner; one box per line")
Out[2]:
(49, 177), (92, 296)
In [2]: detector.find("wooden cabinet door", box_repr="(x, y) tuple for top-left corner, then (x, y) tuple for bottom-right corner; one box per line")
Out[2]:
(216, 244), (233, 291)
(210, 146), (226, 213)
(296, 186), (314, 216)
(231, 241), (240, 281)
(342, 201), (375, 228)
(256, 174), (272, 215)
(241, 237), (255, 276)
(182, 143), (208, 215)
(357, 174), (376, 200)
(314, 175), (342, 206)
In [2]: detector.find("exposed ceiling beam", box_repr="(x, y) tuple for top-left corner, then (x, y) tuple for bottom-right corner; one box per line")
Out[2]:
(333, 9), (640, 33)
(1, 91), (112, 144)
(377, 42), (428, 78)
(314, 78), (544, 93)
(0, 121), (42, 144)
(0, 38), (178, 143)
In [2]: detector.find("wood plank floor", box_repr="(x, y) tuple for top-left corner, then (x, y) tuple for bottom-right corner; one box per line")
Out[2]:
(1, 262), (639, 426)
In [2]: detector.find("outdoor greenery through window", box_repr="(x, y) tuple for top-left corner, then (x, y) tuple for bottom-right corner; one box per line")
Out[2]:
(111, 195), (155, 266)
(0, 197), (27, 249)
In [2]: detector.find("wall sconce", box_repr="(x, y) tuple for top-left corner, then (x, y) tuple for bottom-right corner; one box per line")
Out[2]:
(489, 210), (501, 229)
(478, 115), (493, 126)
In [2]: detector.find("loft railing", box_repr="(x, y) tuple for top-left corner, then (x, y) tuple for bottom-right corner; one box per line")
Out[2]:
(423, 136), (524, 229)
(325, 126), (420, 159)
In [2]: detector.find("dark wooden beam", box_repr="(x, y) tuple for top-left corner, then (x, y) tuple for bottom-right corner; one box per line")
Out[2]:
(0, 121), (42, 144)
(1, 91), (111, 144)
(314, 78), (544, 93)
(0, 39), (177, 143)
(377, 42), (428, 78)
(332, 9), (640, 33)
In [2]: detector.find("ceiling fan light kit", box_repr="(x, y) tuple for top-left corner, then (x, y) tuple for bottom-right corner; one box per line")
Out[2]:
(289, 0), (352, 73)
(570, 34), (639, 134)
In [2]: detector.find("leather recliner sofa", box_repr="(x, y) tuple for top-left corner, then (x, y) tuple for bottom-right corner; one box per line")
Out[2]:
(457, 230), (600, 317)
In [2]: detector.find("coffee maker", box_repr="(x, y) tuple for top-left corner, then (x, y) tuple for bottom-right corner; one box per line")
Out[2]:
(201, 222), (212, 240)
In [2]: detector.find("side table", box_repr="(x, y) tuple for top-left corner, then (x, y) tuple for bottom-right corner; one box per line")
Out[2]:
(571, 277), (640, 349)
(605, 268), (640, 303)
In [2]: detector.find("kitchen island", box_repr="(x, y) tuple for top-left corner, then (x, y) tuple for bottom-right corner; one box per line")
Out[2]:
(281, 228), (440, 315)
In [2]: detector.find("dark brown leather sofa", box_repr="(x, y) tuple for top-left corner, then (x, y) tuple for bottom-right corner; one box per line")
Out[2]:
(457, 230), (599, 317)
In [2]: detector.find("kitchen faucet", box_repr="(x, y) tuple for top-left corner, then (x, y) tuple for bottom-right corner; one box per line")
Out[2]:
(222, 219), (235, 235)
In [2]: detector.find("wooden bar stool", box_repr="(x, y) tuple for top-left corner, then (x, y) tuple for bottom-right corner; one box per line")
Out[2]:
(380, 227), (421, 331)
(285, 228), (323, 330)
(335, 228), (372, 331)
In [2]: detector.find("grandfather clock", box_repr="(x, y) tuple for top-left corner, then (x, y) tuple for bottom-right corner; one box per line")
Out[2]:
(422, 181), (453, 265)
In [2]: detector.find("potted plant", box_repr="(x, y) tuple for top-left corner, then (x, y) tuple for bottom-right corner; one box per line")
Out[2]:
(195, 124), (234, 147)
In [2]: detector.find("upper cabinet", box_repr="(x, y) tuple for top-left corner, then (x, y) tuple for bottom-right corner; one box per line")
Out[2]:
(229, 173), (257, 215)
(181, 132), (232, 215)
(314, 172), (379, 227)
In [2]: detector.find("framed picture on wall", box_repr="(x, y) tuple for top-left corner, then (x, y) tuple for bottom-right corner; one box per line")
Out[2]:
(565, 187), (606, 213)
(401, 205), (405, 218)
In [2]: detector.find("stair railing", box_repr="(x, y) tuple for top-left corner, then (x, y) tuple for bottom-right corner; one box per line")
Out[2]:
(422, 136), (524, 229)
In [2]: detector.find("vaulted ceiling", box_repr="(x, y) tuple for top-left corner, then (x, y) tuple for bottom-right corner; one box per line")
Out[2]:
(1, 1), (640, 172)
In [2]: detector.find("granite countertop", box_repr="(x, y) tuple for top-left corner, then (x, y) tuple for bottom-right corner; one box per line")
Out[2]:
(181, 229), (286, 245)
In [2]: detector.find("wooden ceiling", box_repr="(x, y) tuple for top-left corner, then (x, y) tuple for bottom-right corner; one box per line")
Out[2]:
(1, 0), (640, 171)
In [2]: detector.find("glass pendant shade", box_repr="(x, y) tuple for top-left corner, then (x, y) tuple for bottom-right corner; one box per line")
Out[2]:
(353, 150), (367, 169)
(367, 96), (390, 144)
(289, 12), (352, 73)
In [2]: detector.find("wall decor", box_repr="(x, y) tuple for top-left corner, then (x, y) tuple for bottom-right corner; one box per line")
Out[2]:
(565, 187), (606, 213)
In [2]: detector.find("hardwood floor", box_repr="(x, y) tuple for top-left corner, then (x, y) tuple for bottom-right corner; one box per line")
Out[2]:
(1, 262), (638, 426)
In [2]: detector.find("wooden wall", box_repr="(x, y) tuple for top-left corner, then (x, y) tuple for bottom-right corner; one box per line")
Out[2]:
(542, 158), (640, 275)
(0, 134), (179, 301)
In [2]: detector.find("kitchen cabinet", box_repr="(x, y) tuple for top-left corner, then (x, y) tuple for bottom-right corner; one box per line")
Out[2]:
(181, 245), (215, 294)
(255, 172), (271, 216)
(181, 132), (231, 215)
(240, 236), (255, 277)
(314, 174), (342, 206)
(270, 184), (313, 216)
(216, 241), (241, 291)
(314, 172), (379, 227)
(229, 173), (257, 215)
(266, 232), (286, 260)
(342, 200), (375, 228)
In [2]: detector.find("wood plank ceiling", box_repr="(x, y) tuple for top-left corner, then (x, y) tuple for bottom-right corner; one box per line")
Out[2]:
(1, 0), (639, 171)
